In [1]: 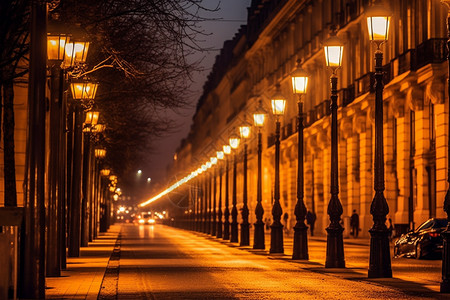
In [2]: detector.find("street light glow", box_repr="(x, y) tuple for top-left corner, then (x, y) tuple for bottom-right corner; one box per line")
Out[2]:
(139, 153), (228, 208)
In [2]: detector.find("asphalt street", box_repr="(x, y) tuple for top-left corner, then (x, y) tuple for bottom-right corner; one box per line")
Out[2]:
(105, 224), (449, 299)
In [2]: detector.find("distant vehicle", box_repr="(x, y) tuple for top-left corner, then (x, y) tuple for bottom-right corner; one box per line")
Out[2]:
(394, 218), (448, 259)
(137, 213), (156, 225)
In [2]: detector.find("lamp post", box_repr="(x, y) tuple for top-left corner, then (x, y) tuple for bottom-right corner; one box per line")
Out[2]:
(68, 78), (98, 257)
(81, 111), (100, 247)
(211, 156), (218, 235)
(223, 145), (232, 240)
(46, 22), (69, 277)
(230, 133), (241, 243)
(206, 161), (212, 234)
(366, 5), (393, 279)
(291, 60), (309, 260)
(94, 148), (106, 240)
(216, 151), (225, 238)
(323, 32), (345, 268)
(201, 164), (208, 233)
(239, 122), (251, 246)
(441, 0), (450, 292)
(253, 101), (267, 249)
(270, 86), (286, 254)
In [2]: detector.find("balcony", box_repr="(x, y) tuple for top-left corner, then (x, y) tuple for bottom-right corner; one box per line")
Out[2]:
(416, 38), (447, 69)
(355, 72), (374, 97)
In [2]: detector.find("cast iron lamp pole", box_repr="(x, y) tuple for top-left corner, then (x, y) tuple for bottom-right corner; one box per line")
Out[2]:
(366, 5), (393, 279)
(323, 32), (345, 268)
(216, 151), (225, 238)
(253, 101), (267, 249)
(206, 161), (212, 234)
(239, 123), (252, 246)
(270, 86), (286, 254)
(291, 61), (309, 260)
(230, 134), (241, 243)
(202, 164), (208, 233)
(223, 145), (232, 240)
(441, 0), (450, 293)
(211, 156), (218, 236)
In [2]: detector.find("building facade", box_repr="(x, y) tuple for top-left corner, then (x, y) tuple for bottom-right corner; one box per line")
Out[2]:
(170, 0), (449, 238)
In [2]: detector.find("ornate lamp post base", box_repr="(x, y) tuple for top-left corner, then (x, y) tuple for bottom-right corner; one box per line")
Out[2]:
(270, 222), (284, 254)
(223, 221), (230, 240)
(253, 222), (265, 249)
(325, 225), (345, 268)
(240, 223), (250, 246)
(368, 227), (392, 278)
(292, 223), (308, 260)
(230, 220), (239, 243)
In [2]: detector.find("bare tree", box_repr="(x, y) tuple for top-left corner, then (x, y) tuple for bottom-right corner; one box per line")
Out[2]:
(56, 0), (217, 186)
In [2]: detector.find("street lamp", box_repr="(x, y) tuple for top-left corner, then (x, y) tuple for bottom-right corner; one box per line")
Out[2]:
(440, 0), (450, 292)
(366, 4), (392, 279)
(62, 27), (90, 69)
(70, 79), (98, 102)
(223, 144), (232, 240)
(216, 150), (225, 238)
(95, 149), (106, 158)
(47, 23), (69, 62)
(68, 76), (98, 258)
(229, 133), (241, 243)
(84, 111), (99, 126)
(239, 121), (252, 246)
(211, 156), (218, 236)
(270, 85), (286, 254)
(253, 100), (267, 249)
(323, 31), (345, 268)
(206, 160), (213, 234)
(46, 20), (70, 276)
(291, 60), (309, 260)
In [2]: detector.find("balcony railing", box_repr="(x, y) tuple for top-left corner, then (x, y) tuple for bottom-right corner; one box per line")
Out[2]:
(416, 38), (447, 69)
(339, 84), (355, 107)
(355, 72), (374, 97)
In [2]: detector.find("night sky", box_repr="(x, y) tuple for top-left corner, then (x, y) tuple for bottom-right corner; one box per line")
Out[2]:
(145, 0), (251, 190)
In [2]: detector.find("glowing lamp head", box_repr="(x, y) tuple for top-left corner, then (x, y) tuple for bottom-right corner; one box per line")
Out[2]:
(271, 87), (286, 116)
(85, 111), (99, 125)
(253, 101), (267, 127)
(239, 124), (251, 139)
(291, 61), (309, 95)
(47, 24), (69, 61)
(229, 134), (240, 149)
(63, 40), (89, 68)
(323, 35), (344, 70)
(100, 169), (110, 176)
(211, 157), (218, 165)
(206, 161), (212, 168)
(201, 164), (207, 172)
(95, 148), (106, 158)
(217, 151), (225, 160)
(366, 5), (391, 43)
(223, 145), (231, 155)
(70, 79), (98, 101)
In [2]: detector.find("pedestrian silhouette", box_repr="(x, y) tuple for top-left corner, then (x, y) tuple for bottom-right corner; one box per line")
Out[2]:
(387, 217), (394, 240)
(306, 210), (316, 236)
(350, 210), (359, 238)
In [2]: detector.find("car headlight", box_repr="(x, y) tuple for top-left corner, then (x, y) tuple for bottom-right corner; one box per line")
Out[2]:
(148, 219), (155, 224)
(138, 219), (145, 224)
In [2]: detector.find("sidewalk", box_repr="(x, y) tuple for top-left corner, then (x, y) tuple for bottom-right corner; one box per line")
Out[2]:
(46, 225), (120, 299)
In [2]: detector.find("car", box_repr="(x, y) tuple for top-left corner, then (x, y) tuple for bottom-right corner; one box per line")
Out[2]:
(137, 213), (156, 225)
(393, 218), (448, 259)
